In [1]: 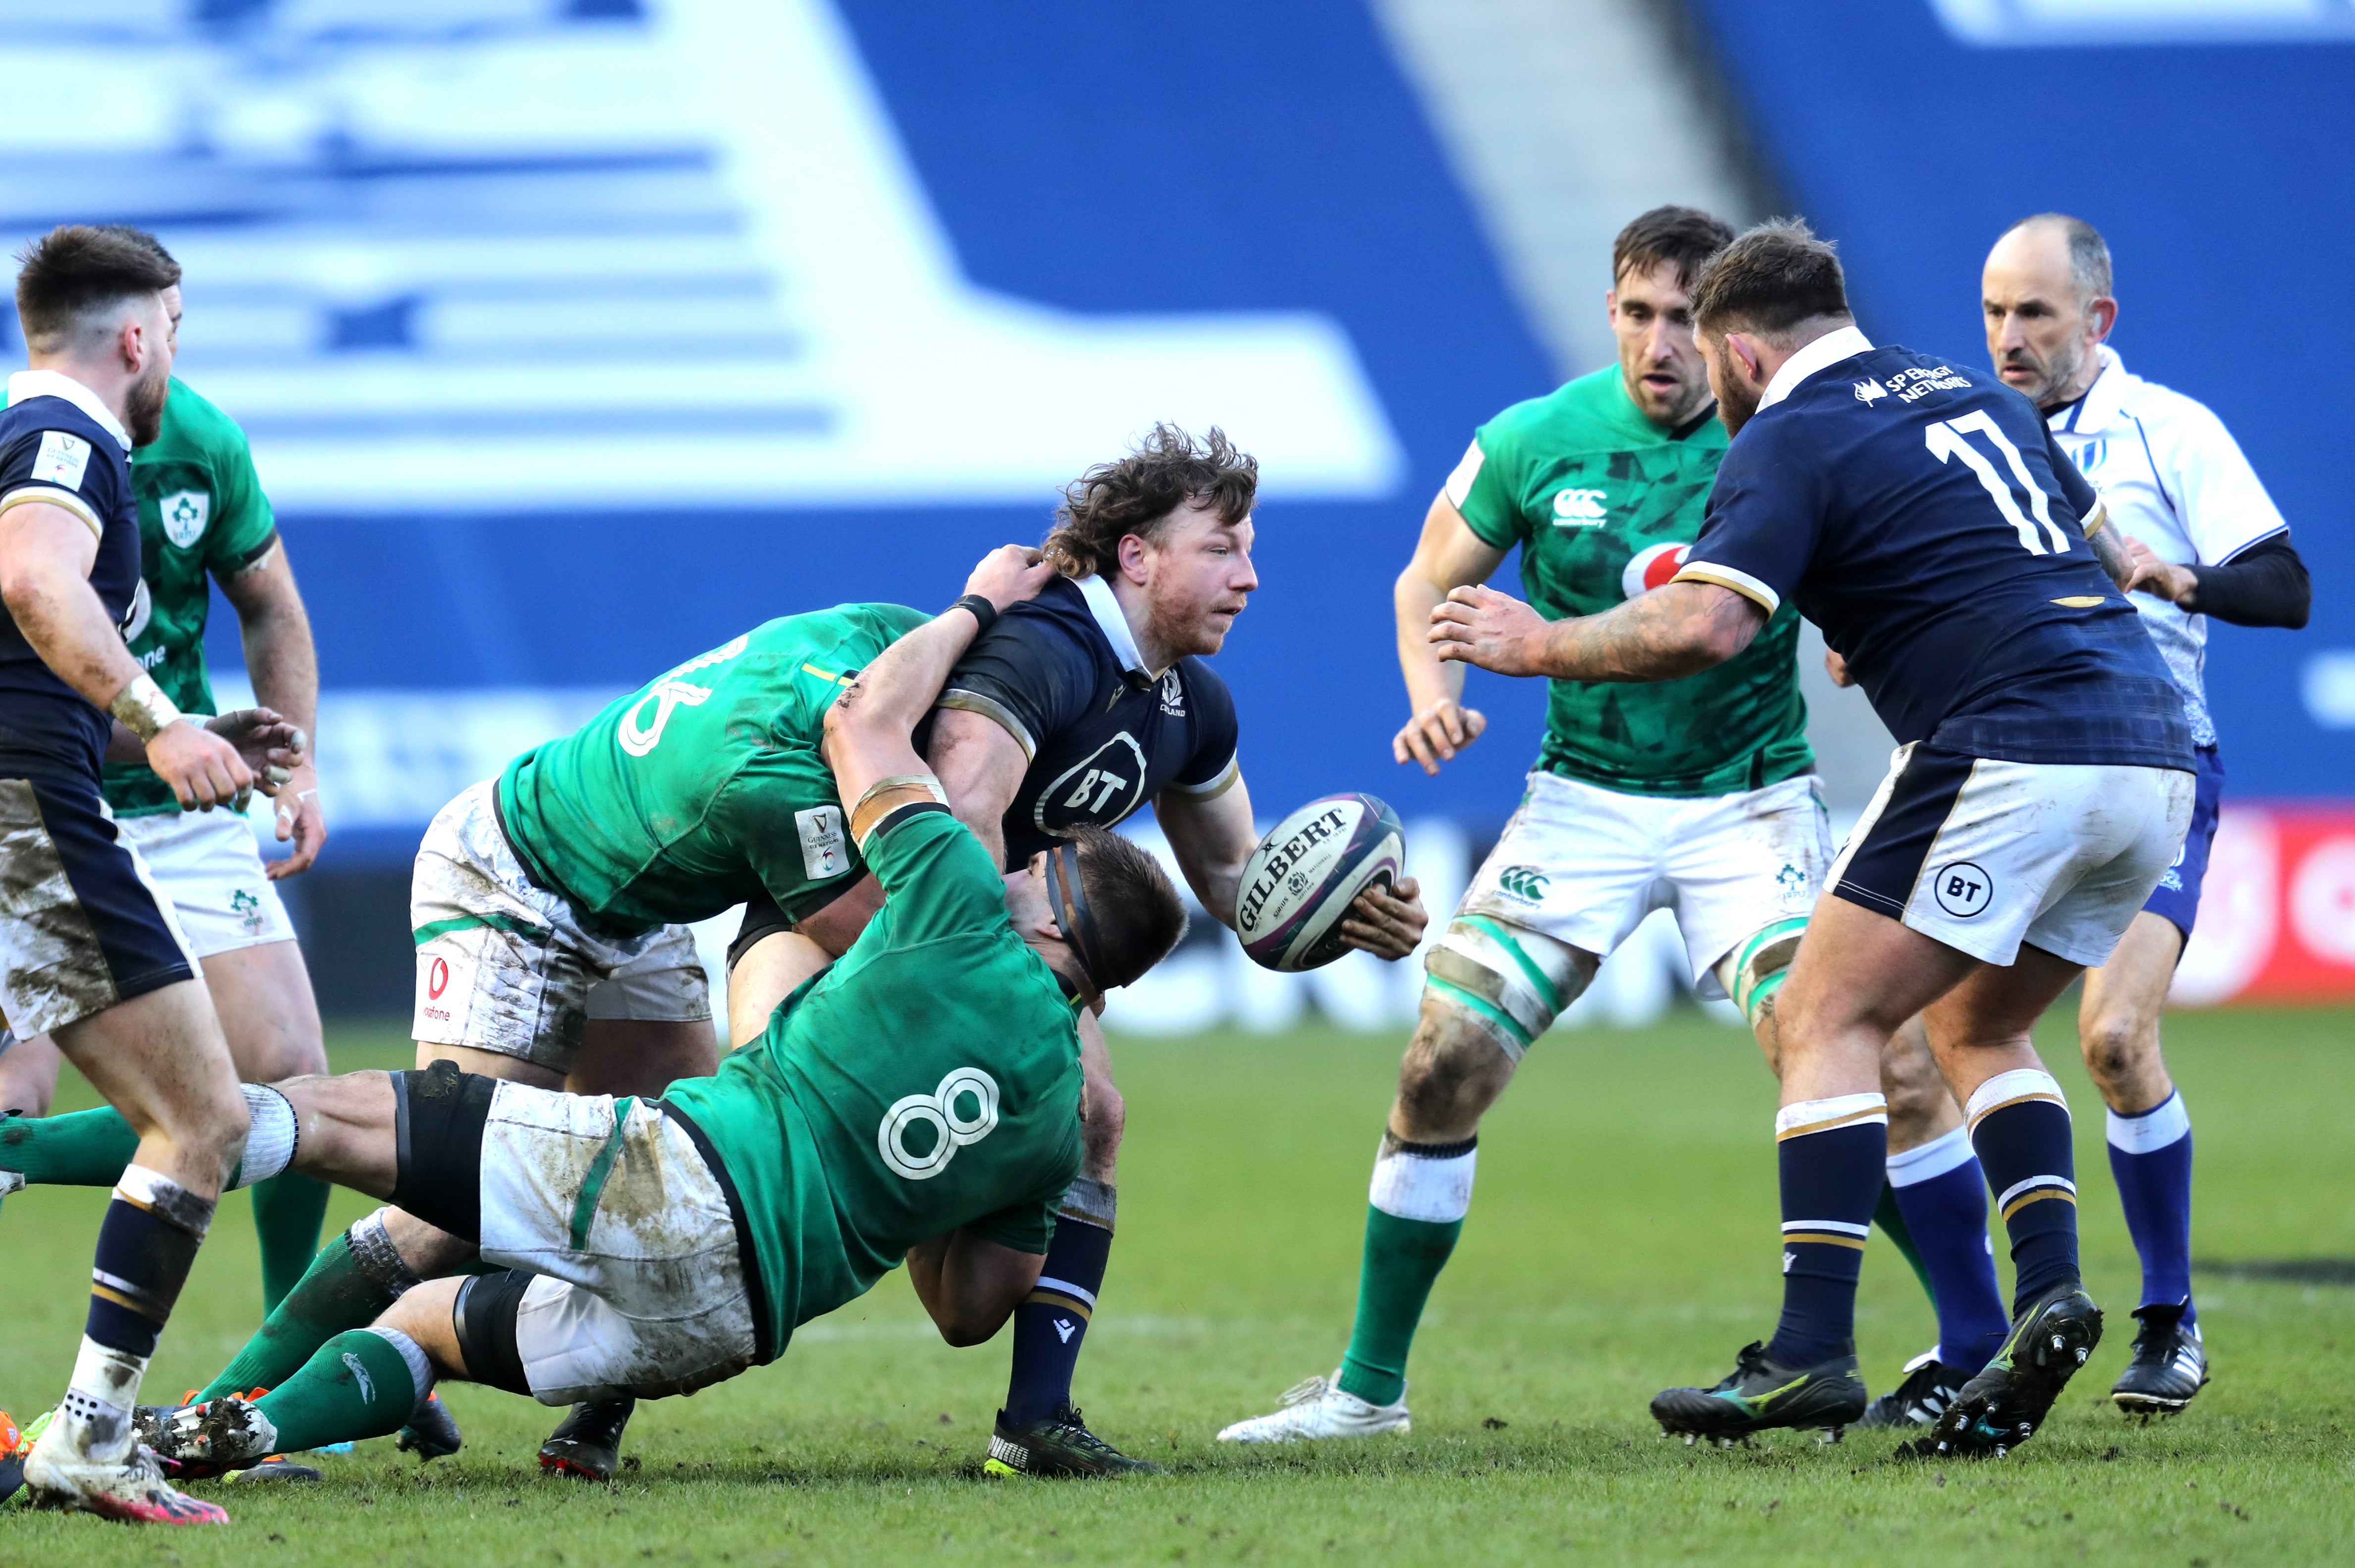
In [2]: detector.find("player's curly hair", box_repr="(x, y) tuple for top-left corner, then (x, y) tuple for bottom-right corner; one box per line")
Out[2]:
(1690, 219), (1852, 343)
(1067, 826), (1188, 992)
(1042, 424), (1259, 579)
(13, 225), (181, 354)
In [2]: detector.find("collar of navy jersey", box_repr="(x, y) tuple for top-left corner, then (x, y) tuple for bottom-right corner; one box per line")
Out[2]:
(1756, 323), (1874, 413)
(1075, 572), (1170, 686)
(5, 370), (132, 452)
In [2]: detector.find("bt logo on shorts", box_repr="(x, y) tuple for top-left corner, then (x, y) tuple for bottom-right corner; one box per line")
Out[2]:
(1933, 861), (1994, 919)
(1496, 864), (1550, 903)
(878, 1067), (1001, 1180)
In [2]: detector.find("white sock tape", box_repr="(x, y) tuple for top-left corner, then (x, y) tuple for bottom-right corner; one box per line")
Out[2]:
(237, 1083), (299, 1188)
(1368, 1140), (1477, 1223)
(1774, 1093), (1888, 1140)
(2106, 1090), (2190, 1156)
(365, 1325), (436, 1402)
(1964, 1069), (2067, 1130)
(1887, 1123), (1977, 1186)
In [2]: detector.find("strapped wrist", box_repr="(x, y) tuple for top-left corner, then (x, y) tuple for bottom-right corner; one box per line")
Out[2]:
(949, 594), (999, 636)
(111, 672), (185, 743)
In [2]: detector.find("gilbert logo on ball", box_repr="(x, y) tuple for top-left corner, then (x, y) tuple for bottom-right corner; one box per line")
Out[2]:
(1237, 793), (1405, 972)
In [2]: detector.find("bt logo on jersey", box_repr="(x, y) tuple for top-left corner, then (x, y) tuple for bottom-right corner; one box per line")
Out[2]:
(1552, 488), (1607, 525)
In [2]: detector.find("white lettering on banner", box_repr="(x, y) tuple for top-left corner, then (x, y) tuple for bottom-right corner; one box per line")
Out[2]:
(2290, 837), (2355, 967)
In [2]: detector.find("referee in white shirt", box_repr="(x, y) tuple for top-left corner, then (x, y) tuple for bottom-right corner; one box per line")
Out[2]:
(1980, 213), (2309, 1419)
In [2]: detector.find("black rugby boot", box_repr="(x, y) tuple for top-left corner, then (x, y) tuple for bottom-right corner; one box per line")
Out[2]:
(1917, 1282), (2102, 1458)
(1651, 1340), (1867, 1444)
(2110, 1303), (2207, 1419)
(539, 1395), (636, 1481)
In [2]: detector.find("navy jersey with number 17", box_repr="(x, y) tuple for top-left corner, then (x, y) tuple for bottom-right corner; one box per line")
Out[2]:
(1677, 333), (2191, 772)
(927, 573), (1241, 867)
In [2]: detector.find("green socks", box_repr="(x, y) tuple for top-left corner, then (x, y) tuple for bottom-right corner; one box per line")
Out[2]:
(253, 1328), (430, 1453)
(251, 1172), (332, 1314)
(0, 1105), (141, 1186)
(1873, 1179), (1939, 1304)
(200, 1232), (399, 1400)
(1338, 1206), (1464, 1407)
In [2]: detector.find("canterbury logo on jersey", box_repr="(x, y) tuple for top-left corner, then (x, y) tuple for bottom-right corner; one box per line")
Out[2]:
(1551, 487), (1607, 525)
(879, 1067), (1001, 1180)
(616, 634), (748, 756)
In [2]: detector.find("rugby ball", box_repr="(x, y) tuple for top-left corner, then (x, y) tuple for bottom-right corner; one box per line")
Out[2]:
(1236, 794), (1405, 972)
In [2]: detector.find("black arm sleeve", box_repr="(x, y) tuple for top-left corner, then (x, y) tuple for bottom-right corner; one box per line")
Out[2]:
(2186, 536), (2310, 629)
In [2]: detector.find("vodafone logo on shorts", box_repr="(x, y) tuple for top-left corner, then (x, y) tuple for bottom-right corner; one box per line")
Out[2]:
(417, 952), (467, 1029)
(428, 957), (450, 1000)
(1620, 542), (1692, 602)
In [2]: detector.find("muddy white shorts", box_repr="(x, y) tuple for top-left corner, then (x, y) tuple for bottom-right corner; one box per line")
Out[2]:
(1456, 769), (1832, 997)
(476, 1080), (757, 1405)
(410, 781), (710, 1074)
(1829, 742), (2195, 968)
(115, 807), (294, 959)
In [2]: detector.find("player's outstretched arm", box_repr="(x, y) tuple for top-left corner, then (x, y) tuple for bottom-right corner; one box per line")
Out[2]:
(906, 1228), (1046, 1347)
(926, 707), (1025, 867)
(823, 546), (1053, 808)
(1393, 492), (1506, 775)
(1429, 581), (1763, 684)
(0, 498), (252, 808)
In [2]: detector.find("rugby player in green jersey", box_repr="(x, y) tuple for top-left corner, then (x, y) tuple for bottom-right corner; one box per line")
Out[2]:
(0, 268), (335, 1325)
(132, 552), (1189, 1481)
(1218, 207), (1967, 1445)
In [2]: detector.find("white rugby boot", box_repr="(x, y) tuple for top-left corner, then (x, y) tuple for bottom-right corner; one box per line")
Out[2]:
(1215, 1372), (1410, 1443)
(22, 1426), (230, 1524)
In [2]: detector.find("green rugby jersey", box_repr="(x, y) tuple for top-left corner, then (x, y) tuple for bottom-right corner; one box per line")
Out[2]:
(1453, 367), (1813, 797)
(102, 380), (280, 816)
(496, 602), (931, 933)
(661, 806), (1084, 1360)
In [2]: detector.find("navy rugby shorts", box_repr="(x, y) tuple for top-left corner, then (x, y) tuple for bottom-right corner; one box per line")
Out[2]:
(0, 766), (197, 1037)
(2141, 746), (2223, 943)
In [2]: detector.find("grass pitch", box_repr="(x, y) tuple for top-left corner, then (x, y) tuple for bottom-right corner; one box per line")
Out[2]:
(2, 1006), (2351, 1565)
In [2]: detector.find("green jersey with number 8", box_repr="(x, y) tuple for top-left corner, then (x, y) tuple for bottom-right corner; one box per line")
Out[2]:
(495, 602), (931, 933)
(662, 806), (1084, 1359)
(1449, 366), (1812, 797)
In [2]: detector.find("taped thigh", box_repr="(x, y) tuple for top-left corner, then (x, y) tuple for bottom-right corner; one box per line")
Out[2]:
(1715, 915), (1809, 1031)
(1420, 915), (1594, 1062)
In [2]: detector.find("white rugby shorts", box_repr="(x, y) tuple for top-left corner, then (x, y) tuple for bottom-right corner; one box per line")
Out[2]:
(1457, 770), (1832, 997)
(410, 781), (710, 1073)
(1829, 742), (2195, 968)
(116, 807), (295, 959)
(478, 1081), (757, 1405)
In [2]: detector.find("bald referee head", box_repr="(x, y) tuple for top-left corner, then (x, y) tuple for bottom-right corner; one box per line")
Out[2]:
(1982, 213), (2118, 411)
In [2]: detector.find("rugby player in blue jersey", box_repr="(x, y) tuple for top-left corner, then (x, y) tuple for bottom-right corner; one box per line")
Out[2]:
(1428, 222), (2194, 1457)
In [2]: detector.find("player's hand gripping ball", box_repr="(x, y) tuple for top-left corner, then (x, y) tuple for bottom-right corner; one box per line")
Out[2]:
(1237, 794), (1406, 972)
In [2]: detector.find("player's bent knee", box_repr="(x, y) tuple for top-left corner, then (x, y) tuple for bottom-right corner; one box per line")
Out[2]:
(1420, 916), (1593, 1064)
(2079, 1013), (2155, 1088)
(1715, 915), (1808, 1034)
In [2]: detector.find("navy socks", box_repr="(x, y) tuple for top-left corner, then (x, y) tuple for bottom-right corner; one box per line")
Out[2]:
(1887, 1125), (2009, 1374)
(1002, 1178), (1114, 1427)
(1766, 1095), (1887, 1367)
(1965, 1069), (2080, 1312)
(2107, 1090), (2195, 1324)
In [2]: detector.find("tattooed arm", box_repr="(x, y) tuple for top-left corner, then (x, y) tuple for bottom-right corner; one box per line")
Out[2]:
(1426, 581), (1766, 683)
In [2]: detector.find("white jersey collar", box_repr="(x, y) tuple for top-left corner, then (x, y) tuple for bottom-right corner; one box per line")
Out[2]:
(5, 369), (131, 452)
(2053, 345), (2132, 434)
(1757, 323), (1874, 412)
(1076, 573), (1166, 681)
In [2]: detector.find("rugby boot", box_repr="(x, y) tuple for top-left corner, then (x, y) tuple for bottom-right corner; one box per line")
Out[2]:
(22, 1421), (231, 1524)
(539, 1395), (635, 1480)
(0, 1409), (25, 1506)
(2110, 1303), (2208, 1419)
(984, 1402), (1163, 1477)
(149, 1395), (280, 1479)
(1650, 1340), (1867, 1443)
(228, 1455), (323, 1482)
(1856, 1349), (1966, 1430)
(399, 1389), (465, 1460)
(1216, 1373), (1410, 1443)
(1917, 1282), (2103, 1458)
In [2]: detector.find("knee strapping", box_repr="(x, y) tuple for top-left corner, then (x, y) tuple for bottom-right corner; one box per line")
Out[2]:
(1717, 916), (1808, 1031)
(1420, 917), (1590, 1061)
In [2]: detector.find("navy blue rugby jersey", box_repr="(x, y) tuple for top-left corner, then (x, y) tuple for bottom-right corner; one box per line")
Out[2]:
(0, 373), (144, 774)
(1675, 331), (2191, 771)
(925, 573), (1241, 866)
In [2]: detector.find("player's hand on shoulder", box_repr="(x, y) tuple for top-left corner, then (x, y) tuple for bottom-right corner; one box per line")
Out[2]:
(2120, 536), (2198, 607)
(1393, 698), (1487, 775)
(1338, 875), (1426, 961)
(1428, 585), (1547, 677)
(965, 544), (1055, 613)
(148, 717), (256, 813)
(1823, 648), (1854, 688)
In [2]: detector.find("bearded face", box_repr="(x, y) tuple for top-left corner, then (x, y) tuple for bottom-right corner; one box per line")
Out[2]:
(125, 354), (170, 447)
(1707, 336), (1763, 438)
